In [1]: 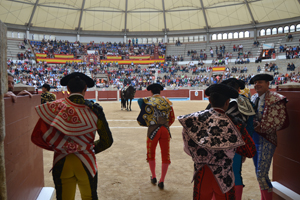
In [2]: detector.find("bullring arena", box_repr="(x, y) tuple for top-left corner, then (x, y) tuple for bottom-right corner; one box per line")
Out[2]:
(1, 0), (300, 199)
(43, 99), (265, 200)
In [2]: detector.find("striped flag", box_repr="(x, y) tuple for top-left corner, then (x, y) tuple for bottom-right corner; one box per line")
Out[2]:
(212, 66), (226, 72)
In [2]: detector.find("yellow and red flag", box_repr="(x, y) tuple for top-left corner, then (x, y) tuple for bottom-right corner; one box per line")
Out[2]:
(54, 54), (74, 59)
(212, 66), (226, 72)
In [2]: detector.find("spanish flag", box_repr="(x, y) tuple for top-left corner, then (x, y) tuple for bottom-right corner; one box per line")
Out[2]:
(107, 56), (122, 59)
(36, 53), (47, 58)
(212, 66), (226, 72)
(36, 58), (82, 64)
(54, 54), (74, 59)
(101, 59), (164, 65)
(129, 55), (150, 59)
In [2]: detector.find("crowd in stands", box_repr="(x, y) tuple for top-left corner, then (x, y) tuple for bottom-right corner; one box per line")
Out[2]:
(165, 55), (184, 62)
(31, 40), (83, 58)
(278, 44), (300, 59)
(6, 56), (299, 90)
(175, 40), (181, 46)
(180, 44), (252, 62)
(187, 49), (208, 61)
(256, 62), (279, 73)
(287, 63), (296, 71)
(86, 41), (166, 57)
(30, 39), (166, 59)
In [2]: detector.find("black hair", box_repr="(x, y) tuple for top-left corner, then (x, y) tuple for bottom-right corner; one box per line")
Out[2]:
(209, 92), (229, 108)
(151, 87), (161, 94)
(67, 76), (86, 93)
(42, 84), (51, 91)
(226, 81), (239, 91)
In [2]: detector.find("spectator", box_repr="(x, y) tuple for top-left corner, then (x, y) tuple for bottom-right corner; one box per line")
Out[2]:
(4, 72), (32, 103)
(279, 45), (284, 52)
(257, 65), (261, 73)
(41, 83), (56, 104)
(288, 34), (293, 42)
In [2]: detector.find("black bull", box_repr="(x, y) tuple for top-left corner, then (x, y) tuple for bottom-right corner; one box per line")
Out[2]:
(121, 86), (136, 111)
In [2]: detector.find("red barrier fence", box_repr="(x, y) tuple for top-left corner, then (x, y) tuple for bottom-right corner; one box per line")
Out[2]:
(4, 95), (43, 200)
(273, 86), (300, 200)
(98, 91), (118, 101)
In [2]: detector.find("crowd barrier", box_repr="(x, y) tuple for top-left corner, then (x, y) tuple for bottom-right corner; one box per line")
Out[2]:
(40, 89), (203, 101)
(4, 95), (44, 200)
(273, 85), (300, 200)
(41, 88), (280, 102)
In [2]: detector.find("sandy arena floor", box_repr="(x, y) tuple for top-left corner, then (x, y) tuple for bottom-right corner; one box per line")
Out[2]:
(43, 100), (272, 200)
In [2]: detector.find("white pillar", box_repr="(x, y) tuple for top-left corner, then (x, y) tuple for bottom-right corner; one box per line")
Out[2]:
(206, 33), (210, 45)
(124, 35), (127, 43)
(77, 34), (80, 42)
(26, 30), (30, 39)
(164, 34), (167, 43)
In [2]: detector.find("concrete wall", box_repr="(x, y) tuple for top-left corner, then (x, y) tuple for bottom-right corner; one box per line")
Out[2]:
(80, 36), (123, 43)
(4, 95), (44, 200)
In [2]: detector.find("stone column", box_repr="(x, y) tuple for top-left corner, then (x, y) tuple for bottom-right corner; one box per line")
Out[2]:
(124, 35), (127, 43)
(254, 28), (257, 41)
(26, 30), (30, 39)
(77, 34), (80, 42)
(164, 33), (167, 43)
(0, 20), (8, 200)
(206, 32), (210, 45)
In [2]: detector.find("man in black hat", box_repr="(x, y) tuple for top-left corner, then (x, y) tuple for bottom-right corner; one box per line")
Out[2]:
(178, 84), (256, 200)
(219, 78), (256, 200)
(122, 73), (132, 95)
(31, 72), (113, 200)
(250, 73), (288, 200)
(41, 83), (56, 104)
(137, 83), (175, 189)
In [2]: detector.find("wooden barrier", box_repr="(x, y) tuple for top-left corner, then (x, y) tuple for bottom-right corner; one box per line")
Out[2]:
(272, 86), (300, 200)
(4, 95), (44, 200)
(189, 90), (204, 100)
(98, 91), (118, 101)
(39, 91), (95, 100)
(132, 89), (190, 99)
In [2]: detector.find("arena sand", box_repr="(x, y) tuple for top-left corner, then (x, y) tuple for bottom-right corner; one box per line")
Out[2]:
(43, 100), (271, 200)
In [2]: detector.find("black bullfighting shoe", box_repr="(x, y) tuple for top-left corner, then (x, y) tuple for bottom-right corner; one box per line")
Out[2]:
(151, 176), (157, 184)
(158, 182), (164, 189)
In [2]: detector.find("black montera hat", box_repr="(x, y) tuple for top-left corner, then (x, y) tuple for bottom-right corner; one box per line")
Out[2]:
(205, 84), (239, 99)
(221, 78), (245, 90)
(147, 83), (164, 91)
(250, 74), (273, 84)
(60, 72), (94, 88)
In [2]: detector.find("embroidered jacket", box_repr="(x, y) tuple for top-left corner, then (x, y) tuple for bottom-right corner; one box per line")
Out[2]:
(31, 95), (113, 177)
(137, 95), (175, 139)
(179, 108), (256, 193)
(251, 91), (288, 146)
(41, 91), (56, 104)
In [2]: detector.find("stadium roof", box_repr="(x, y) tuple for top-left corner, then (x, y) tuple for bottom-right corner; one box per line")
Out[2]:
(1, 0), (300, 35)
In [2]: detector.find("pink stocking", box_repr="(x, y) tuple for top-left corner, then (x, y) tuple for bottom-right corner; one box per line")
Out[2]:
(148, 160), (156, 178)
(235, 185), (243, 200)
(159, 163), (169, 183)
(261, 189), (272, 200)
